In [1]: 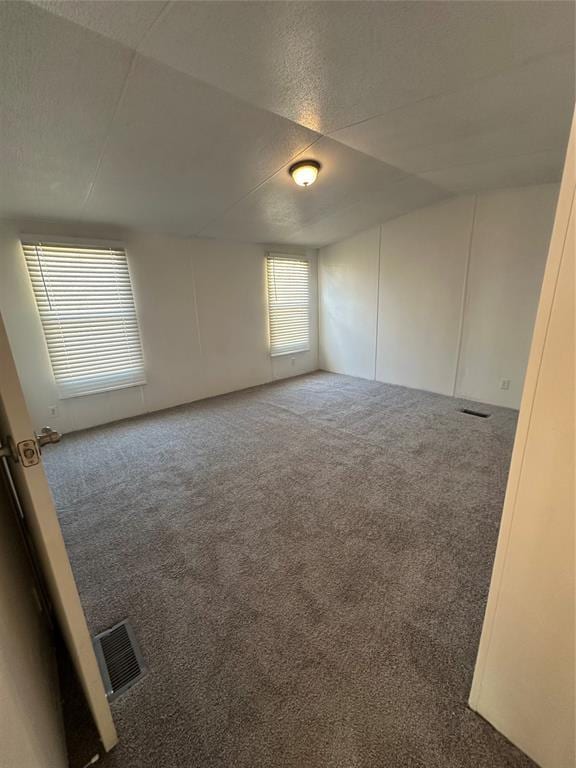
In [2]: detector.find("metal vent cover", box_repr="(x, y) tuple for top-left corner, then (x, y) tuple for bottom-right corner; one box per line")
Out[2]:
(458, 408), (491, 419)
(93, 620), (146, 701)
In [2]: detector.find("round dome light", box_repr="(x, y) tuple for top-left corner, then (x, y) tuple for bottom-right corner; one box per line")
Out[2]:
(289, 160), (321, 187)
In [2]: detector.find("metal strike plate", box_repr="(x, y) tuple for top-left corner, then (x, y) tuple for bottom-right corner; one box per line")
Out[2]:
(17, 439), (40, 467)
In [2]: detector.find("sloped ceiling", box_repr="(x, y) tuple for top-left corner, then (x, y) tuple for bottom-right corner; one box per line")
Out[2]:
(1, 0), (574, 247)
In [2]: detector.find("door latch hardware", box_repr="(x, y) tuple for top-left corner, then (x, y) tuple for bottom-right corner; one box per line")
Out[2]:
(2, 427), (62, 467)
(17, 439), (40, 467)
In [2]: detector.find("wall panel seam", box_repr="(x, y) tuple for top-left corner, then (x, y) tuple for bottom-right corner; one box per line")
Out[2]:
(189, 254), (203, 359)
(373, 224), (382, 381)
(453, 195), (477, 397)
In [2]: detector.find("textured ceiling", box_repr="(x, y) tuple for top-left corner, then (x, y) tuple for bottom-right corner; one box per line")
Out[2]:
(1, 1), (574, 247)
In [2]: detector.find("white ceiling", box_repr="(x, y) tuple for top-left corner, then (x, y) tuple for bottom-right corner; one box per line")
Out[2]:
(1, 1), (574, 247)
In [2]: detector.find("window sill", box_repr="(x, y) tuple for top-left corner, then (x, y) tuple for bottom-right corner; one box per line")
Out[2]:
(270, 349), (310, 358)
(58, 378), (146, 400)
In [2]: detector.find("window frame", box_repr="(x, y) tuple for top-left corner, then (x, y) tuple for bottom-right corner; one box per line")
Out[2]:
(21, 235), (147, 400)
(266, 252), (311, 358)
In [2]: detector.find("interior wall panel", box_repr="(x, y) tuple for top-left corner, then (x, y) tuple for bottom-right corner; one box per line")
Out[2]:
(375, 196), (474, 395)
(191, 241), (271, 397)
(318, 182), (559, 409)
(318, 226), (380, 380)
(455, 184), (559, 407)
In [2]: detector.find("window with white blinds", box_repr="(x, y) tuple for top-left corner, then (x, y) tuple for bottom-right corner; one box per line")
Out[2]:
(22, 240), (146, 398)
(266, 254), (310, 356)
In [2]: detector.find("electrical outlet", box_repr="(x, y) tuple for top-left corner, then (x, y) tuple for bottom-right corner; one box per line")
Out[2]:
(500, 379), (511, 391)
(48, 405), (58, 417)
(290, 357), (295, 367)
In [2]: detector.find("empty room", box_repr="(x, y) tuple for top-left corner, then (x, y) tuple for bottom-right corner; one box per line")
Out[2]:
(0, 2), (574, 768)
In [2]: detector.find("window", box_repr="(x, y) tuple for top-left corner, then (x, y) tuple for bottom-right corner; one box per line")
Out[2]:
(22, 239), (146, 398)
(266, 254), (310, 356)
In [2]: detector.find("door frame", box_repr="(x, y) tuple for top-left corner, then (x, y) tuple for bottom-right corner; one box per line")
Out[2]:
(0, 311), (117, 752)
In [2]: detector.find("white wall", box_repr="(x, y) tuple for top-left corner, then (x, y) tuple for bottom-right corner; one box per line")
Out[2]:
(319, 226), (380, 379)
(319, 183), (559, 408)
(470, 116), (575, 768)
(455, 186), (561, 407)
(0, 227), (318, 433)
(376, 196), (475, 395)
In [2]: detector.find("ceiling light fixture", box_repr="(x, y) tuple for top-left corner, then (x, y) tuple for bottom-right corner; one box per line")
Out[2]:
(289, 160), (321, 187)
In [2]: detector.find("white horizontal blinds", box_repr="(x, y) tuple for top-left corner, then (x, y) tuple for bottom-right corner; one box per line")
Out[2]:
(266, 254), (310, 356)
(22, 241), (146, 398)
